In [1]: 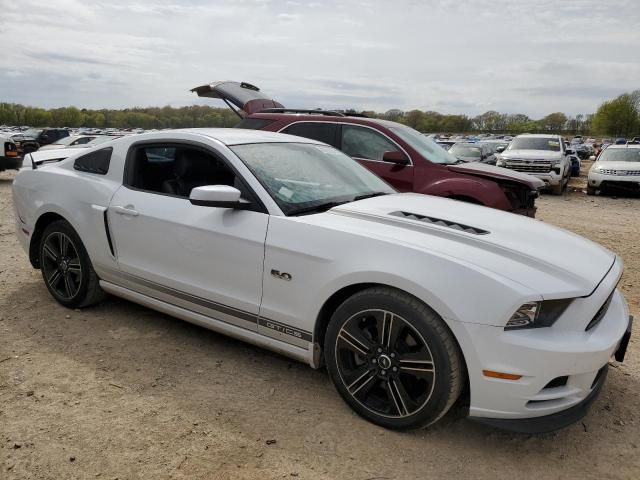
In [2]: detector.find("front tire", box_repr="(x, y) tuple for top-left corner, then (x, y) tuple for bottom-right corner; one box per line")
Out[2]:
(39, 220), (105, 308)
(324, 287), (464, 430)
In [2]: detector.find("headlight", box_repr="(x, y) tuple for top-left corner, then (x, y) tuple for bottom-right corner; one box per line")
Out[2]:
(505, 299), (572, 330)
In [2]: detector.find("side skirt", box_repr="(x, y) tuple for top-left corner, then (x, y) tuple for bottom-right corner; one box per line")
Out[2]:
(99, 280), (316, 367)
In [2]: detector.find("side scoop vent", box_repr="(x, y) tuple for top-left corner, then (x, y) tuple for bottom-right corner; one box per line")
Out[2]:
(389, 211), (490, 235)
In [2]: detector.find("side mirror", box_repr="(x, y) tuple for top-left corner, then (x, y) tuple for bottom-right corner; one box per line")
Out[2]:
(189, 185), (249, 209)
(382, 150), (410, 165)
(496, 145), (506, 153)
(565, 149), (575, 155)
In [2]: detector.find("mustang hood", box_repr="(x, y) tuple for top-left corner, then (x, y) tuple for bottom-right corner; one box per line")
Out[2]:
(447, 162), (544, 190)
(329, 193), (615, 296)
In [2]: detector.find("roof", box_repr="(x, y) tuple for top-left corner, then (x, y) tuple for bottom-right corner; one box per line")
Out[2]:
(515, 133), (562, 138)
(148, 128), (325, 146)
(251, 112), (403, 129)
(605, 144), (640, 149)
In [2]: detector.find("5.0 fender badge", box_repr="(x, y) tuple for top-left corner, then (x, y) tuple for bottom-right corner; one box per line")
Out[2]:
(271, 269), (292, 281)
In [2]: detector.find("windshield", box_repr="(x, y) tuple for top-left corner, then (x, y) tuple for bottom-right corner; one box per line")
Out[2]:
(508, 137), (560, 152)
(449, 145), (481, 158)
(230, 142), (395, 215)
(388, 125), (459, 164)
(598, 148), (640, 162)
(23, 128), (43, 138)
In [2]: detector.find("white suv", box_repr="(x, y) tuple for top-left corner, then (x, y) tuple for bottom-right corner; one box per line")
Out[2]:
(496, 134), (572, 194)
(588, 144), (640, 195)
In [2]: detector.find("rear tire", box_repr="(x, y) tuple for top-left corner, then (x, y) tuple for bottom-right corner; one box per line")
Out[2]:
(39, 220), (105, 308)
(587, 185), (596, 196)
(324, 287), (464, 430)
(550, 183), (563, 195)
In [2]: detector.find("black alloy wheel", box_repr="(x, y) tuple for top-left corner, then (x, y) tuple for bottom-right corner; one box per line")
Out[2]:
(325, 287), (464, 430)
(335, 309), (436, 419)
(41, 231), (83, 301)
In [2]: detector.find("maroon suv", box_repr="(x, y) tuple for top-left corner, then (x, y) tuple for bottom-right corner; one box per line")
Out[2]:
(192, 81), (543, 216)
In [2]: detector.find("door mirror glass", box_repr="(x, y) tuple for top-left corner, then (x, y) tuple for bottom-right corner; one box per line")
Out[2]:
(189, 185), (248, 208)
(496, 145), (506, 153)
(382, 150), (410, 165)
(565, 149), (575, 155)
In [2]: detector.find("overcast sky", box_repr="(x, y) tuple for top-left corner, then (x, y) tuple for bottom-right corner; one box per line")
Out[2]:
(1, 0), (638, 117)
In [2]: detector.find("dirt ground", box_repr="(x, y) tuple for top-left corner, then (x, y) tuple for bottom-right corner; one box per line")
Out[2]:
(1, 165), (639, 480)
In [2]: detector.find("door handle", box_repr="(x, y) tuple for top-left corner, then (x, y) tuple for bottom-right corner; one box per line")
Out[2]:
(111, 206), (139, 217)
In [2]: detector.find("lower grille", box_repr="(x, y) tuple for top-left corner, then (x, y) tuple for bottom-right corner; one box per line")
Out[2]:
(599, 169), (640, 176)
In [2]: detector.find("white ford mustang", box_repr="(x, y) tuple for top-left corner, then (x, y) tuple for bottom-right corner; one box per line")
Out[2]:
(12, 129), (632, 433)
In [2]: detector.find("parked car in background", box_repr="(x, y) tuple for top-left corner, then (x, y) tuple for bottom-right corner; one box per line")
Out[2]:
(0, 133), (21, 172)
(496, 134), (571, 195)
(615, 138), (627, 145)
(448, 142), (496, 164)
(435, 139), (457, 150)
(587, 144), (640, 195)
(20, 128), (70, 153)
(12, 129), (633, 433)
(191, 80), (543, 217)
(39, 135), (97, 151)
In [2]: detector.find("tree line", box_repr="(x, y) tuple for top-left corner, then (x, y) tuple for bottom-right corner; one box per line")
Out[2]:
(1, 90), (638, 136)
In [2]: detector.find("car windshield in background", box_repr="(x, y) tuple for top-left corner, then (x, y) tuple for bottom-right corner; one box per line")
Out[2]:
(449, 145), (481, 157)
(508, 137), (560, 151)
(76, 135), (121, 147)
(388, 125), (459, 165)
(23, 129), (43, 138)
(599, 148), (640, 162)
(230, 142), (395, 215)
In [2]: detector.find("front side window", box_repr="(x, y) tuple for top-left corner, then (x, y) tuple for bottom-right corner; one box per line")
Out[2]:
(231, 142), (394, 215)
(282, 122), (337, 146)
(341, 125), (398, 161)
(126, 145), (239, 198)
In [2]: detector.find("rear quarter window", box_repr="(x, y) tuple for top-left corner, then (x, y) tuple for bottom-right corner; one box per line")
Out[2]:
(73, 147), (113, 175)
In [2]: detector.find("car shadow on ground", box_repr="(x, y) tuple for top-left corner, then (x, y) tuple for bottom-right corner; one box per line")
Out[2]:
(2, 277), (635, 449)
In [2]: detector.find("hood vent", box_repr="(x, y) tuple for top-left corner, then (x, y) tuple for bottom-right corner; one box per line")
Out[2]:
(389, 211), (490, 235)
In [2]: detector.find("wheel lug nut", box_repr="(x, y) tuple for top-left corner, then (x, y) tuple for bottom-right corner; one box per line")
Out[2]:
(381, 370), (386, 375)
(377, 348), (383, 353)
(372, 358), (377, 364)
(390, 353), (395, 358)
(392, 367), (398, 372)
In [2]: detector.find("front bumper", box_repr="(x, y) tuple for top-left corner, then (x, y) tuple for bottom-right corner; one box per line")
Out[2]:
(473, 315), (632, 434)
(0, 155), (22, 171)
(588, 171), (640, 191)
(447, 261), (631, 432)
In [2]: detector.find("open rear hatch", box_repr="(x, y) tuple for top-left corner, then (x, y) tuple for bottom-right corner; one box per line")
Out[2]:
(190, 81), (284, 117)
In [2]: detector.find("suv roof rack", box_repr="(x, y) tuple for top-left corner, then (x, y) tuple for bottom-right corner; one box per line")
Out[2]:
(258, 108), (346, 117)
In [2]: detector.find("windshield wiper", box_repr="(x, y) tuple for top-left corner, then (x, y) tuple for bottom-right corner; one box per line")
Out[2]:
(288, 201), (347, 216)
(288, 192), (390, 216)
(352, 191), (390, 201)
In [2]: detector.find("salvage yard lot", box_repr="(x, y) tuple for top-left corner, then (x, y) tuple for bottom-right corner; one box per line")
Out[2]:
(1, 169), (638, 479)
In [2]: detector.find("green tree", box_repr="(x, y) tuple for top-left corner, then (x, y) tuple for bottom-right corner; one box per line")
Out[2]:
(592, 93), (639, 137)
(541, 112), (568, 133)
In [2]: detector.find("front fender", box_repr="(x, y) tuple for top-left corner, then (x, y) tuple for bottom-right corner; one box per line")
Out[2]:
(419, 177), (511, 210)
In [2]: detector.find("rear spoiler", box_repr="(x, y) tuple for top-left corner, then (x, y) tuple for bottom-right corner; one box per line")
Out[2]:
(26, 150), (74, 170)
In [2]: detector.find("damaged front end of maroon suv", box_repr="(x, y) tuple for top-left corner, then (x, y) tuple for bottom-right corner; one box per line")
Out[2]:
(191, 81), (544, 217)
